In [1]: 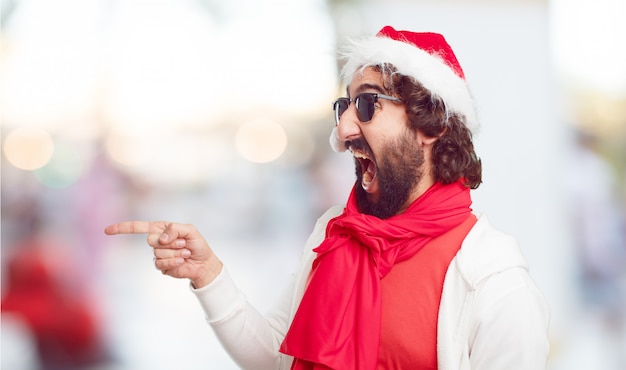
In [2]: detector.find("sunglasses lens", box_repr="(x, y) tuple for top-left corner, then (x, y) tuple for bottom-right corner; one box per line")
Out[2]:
(356, 94), (376, 122)
(333, 98), (349, 124)
(333, 94), (381, 124)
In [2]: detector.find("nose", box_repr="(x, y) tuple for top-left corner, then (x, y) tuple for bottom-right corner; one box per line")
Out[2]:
(336, 104), (362, 143)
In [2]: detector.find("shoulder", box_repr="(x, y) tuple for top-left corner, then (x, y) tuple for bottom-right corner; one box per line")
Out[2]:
(318, 205), (345, 225)
(300, 204), (345, 259)
(453, 214), (529, 288)
(304, 205), (344, 245)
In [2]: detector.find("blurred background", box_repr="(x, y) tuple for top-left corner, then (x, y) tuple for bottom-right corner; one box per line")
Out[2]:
(1, 0), (624, 369)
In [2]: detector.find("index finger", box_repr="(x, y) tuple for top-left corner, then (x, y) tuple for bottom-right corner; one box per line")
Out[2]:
(104, 221), (165, 236)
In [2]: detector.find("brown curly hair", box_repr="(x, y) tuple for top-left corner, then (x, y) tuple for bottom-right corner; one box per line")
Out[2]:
(374, 65), (482, 189)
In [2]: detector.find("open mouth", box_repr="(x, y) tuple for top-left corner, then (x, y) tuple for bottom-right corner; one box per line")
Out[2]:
(352, 150), (377, 191)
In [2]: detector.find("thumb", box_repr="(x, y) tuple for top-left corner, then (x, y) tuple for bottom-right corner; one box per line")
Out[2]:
(159, 223), (196, 245)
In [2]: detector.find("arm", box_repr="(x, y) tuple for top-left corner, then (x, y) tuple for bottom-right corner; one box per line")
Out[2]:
(469, 267), (551, 370)
(191, 267), (295, 370)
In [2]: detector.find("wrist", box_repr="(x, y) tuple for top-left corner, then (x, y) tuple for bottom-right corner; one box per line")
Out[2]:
(191, 258), (223, 289)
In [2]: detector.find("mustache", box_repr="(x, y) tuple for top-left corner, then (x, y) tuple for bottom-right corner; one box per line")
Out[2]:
(347, 138), (373, 156)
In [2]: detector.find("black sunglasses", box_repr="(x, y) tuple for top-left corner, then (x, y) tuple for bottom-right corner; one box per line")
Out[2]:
(333, 92), (401, 125)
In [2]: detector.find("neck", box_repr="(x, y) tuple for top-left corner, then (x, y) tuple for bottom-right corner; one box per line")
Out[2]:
(397, 172), (435, 215)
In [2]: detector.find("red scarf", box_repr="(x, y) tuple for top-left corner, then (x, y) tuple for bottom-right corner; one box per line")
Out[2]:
(279, 180), (472, 370)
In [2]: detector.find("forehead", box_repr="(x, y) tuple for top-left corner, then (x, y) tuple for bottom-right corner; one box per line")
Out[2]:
(347, 67), (386, 96)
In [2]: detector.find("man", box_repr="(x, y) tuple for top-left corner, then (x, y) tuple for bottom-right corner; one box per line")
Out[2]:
(105, 26), (550, 369)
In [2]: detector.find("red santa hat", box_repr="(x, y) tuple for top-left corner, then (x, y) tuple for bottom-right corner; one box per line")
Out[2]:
(330, 26), (478, 152)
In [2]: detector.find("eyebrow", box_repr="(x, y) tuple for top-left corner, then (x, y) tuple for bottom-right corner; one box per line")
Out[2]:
(346, 83), (386, 98)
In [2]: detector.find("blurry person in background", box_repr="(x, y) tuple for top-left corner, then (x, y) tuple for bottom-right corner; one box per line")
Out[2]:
(1, 231), (109, 370)
(566, 129), (626, 365)
(105, 26), (550, 369)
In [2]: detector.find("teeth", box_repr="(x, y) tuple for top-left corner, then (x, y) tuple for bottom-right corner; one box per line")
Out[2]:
(350, 149), (376, 191)
(352, 150), (369, 160)
(362, 161), (375, 190)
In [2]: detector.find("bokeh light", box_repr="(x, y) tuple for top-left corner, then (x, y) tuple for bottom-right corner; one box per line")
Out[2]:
(3, 127), (55, 170)
(235, 118), (288, 163)
(104, 132), (156, 167)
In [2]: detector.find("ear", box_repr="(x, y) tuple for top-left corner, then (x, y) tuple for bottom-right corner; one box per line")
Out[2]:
(417, 131), (439, 146)
(417, 126), (447, 146)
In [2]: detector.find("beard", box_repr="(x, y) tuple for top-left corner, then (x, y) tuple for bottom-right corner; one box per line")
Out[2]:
(352, 133), (425, 219)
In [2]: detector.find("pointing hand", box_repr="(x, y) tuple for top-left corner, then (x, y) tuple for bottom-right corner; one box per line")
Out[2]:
(104, 221), (222, 288)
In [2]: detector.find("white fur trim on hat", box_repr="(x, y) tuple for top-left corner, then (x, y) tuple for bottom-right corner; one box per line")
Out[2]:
(341, 36), (478, 130)
(329, 32), (479, 153)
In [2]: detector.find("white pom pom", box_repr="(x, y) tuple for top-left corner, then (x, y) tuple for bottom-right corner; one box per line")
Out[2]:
(329, 126), (347, 152)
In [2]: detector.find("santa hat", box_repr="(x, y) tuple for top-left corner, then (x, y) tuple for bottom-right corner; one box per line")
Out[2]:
(330, 26), (478, 152)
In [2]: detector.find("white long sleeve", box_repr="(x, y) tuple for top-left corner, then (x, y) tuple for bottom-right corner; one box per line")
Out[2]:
(189, 206), (343, 370)
(190, 268), (293, 370)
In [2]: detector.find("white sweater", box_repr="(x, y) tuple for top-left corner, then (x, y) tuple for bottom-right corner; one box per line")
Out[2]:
(192, 206), (550, 369)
